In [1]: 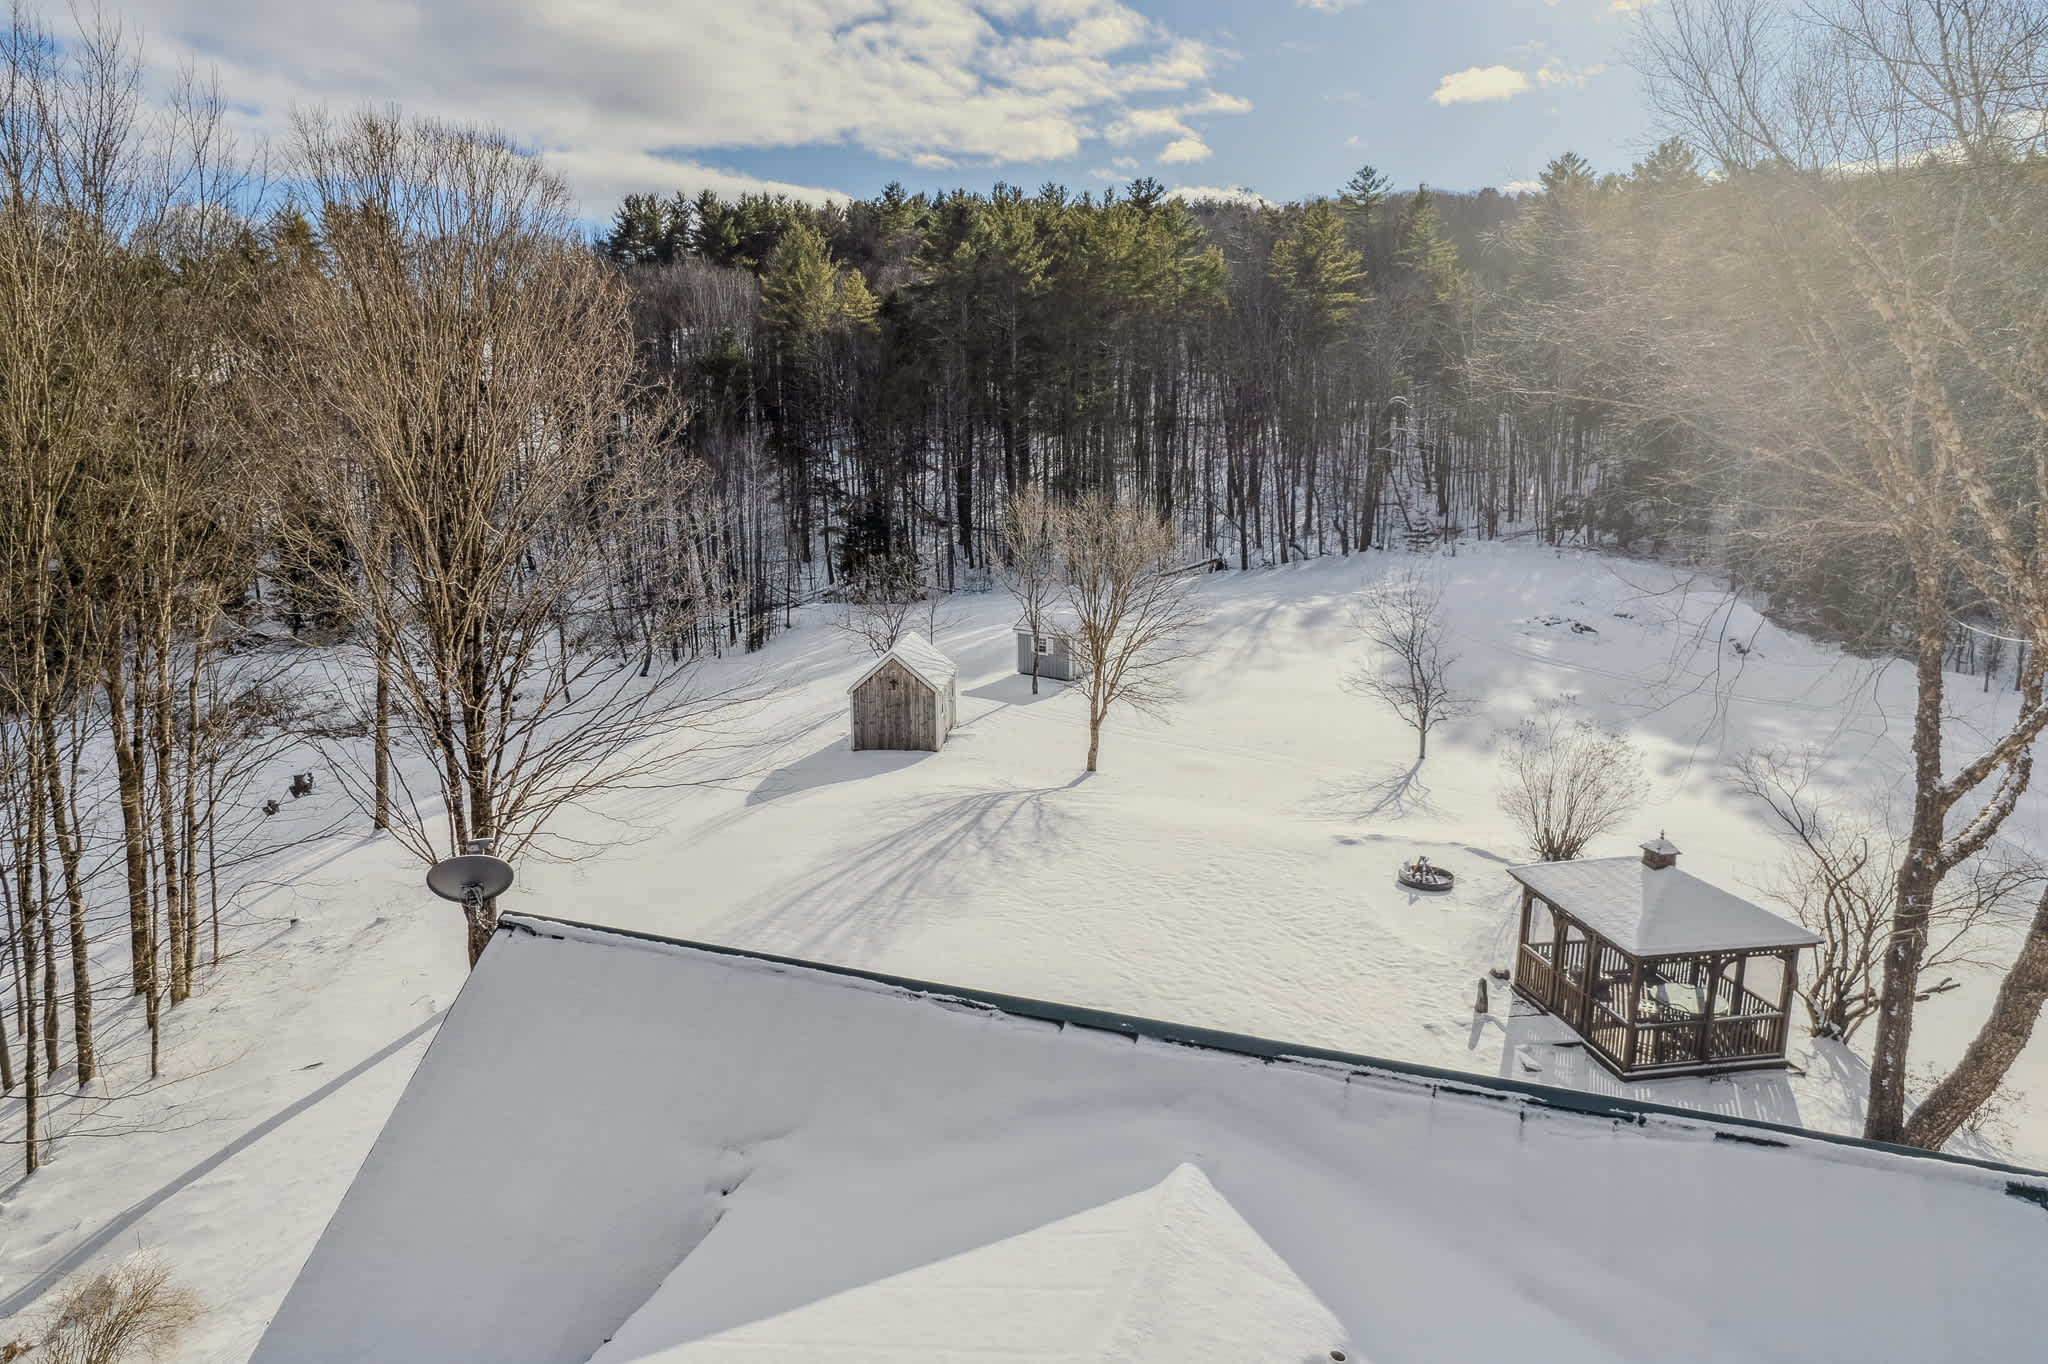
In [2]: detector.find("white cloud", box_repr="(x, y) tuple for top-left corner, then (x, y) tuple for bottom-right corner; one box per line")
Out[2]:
(1429, 65), (1533, 105)
(1167, 184), (1274, 207)
(113, 0), (1247, 215)
(1536, 59), (1605, 89)
(1428, 57), (1604, 108)
(1293, 0), (1366, 10)
(1608, 0), (1658, 11)
(1102, 88), (1247, 163)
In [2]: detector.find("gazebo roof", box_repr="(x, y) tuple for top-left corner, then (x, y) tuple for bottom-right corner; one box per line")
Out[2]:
(1507, 856), (1820, 957)
(847, 632), (957, 696)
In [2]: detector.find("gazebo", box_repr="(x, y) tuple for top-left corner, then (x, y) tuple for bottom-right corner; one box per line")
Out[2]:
(1507, 837), (1820, 1079)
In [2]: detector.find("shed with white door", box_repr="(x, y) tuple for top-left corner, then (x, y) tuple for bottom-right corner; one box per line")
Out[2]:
(848, 632), (958, 752)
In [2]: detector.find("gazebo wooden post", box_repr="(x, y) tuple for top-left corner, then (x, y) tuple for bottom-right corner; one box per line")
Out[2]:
(1697, 952), (1720, 1062)
(1776, 948), (1798, 1056)
(1550, 903), (1568, 1012)
(1625, 952), (1643, 1071)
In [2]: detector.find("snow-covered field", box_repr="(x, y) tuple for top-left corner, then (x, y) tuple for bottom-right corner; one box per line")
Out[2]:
(4, 541), (2045, 1358)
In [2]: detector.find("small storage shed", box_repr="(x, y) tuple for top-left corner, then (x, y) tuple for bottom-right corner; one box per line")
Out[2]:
(1014, 620), (1075, 682)
(849, 632), (958, 752)
(1507, 837), (1820, 1079)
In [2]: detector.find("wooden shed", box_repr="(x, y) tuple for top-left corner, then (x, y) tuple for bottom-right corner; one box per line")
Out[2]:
(1507, 837), (1820, 1079)
(849, 633), (958, 752)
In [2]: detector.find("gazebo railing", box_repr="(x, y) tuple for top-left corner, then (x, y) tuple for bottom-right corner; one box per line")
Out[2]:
(1513, 898), (1796, 1074)
(1515, 939), (1559, 1009)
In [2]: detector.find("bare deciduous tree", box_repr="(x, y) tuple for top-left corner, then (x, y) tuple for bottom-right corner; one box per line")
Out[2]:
(1643, 0), (2048, 1146)
(993, 488), (1060, 694)
(1732, 748), (2014, 1042)
(263, 112), (754, 966)
(1496, 696), (1648, 862)
(1056, 493), (1205, 772)
(1344, 568), (1467, 760)
(837, 552), (925, 658)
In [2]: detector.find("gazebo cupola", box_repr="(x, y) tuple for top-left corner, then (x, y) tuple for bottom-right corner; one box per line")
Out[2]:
(1507, 836), (1820, 1079)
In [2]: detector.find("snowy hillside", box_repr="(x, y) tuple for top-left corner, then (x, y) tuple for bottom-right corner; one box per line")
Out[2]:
(3, 542), (2046, 1360)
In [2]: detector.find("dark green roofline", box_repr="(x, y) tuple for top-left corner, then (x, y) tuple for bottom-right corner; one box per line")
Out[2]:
(496, 913), (2048, 1200)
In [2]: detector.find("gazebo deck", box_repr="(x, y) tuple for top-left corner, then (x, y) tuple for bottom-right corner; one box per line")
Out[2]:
(1508, 840), (1818, 1080)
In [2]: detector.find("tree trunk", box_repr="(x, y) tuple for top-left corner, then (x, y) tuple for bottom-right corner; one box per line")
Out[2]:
(180, 632), (206, 987)
(153, 632), (188, 1005)
(1865, 585), (1950, 1143)
(19, 868), (37, 1175)
(374, 627), (391, 830)
(1898, 887), (2048, 1151)
(466, 893), (498, 968)
(39, 706), (93, 1085)
(105, 651), (154, 998)
(36, 785), (57, 1078)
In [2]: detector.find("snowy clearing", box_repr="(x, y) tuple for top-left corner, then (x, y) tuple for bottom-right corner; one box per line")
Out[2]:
(4, 542), (2047, 1359)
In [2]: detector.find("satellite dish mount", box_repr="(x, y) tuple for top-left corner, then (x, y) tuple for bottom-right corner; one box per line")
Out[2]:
(427, 838), (515, 915)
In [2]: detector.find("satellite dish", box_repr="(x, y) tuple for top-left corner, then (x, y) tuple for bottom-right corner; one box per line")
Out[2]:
(426, 853), (515, 906)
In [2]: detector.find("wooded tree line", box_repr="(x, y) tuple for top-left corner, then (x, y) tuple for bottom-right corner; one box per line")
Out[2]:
(6, 0), (2048, 1170)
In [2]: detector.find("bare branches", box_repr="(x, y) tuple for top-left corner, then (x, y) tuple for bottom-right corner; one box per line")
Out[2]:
(1343, 568), (1468, 760)
(256, 112), (763, 962)
(993, 488), (1060, 695)
(1732, 746), (2017, 1041)
(1, 1250), (198, 1364)
(1055, 492), (1205, 772)
(1495, 697), (1648, 862)
(1641, 0), (2048, 1145)
(836, 552), (927, 659)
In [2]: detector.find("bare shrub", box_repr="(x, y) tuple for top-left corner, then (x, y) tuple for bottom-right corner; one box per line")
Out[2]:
(1344, 568), (1468, 760)
(1732, 747), (2016, 1043)
(1496, 696), (1647, 861)
(2, 1254), (198, 1364)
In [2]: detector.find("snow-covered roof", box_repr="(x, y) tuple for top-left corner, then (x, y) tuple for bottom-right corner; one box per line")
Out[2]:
(592, 1162), (1345, 1360)
(847, 631), (957, 695)
(254, 915), (2042, 1364)
(1508, 856), (1821, 957)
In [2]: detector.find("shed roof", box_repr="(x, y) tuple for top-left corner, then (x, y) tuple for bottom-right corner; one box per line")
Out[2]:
(254, 914), (2042, 1364)
(1507, 856), (1821, 957)
(847, 631), (957, 696)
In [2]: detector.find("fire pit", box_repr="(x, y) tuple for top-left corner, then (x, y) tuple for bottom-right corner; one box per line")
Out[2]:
(1397, 856), (1455, 892)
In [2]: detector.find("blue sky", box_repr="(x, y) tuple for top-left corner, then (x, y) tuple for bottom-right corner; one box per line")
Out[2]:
(123, 0), (1665, 215)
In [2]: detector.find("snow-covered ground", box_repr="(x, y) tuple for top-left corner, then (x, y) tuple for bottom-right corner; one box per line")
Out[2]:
(3, 542), (2045, 1358)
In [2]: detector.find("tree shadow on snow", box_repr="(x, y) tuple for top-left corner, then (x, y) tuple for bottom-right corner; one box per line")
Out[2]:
(1304, 759), (1437, 822)
(713, 779), (1086, 959)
